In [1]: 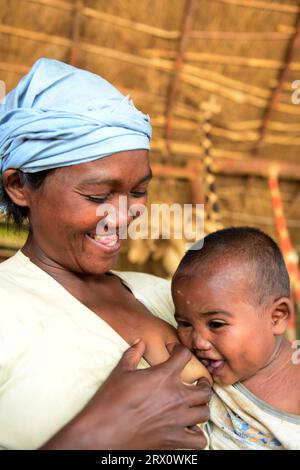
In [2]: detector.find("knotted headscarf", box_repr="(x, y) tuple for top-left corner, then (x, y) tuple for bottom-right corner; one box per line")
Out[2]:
(0, 58), (151, 191)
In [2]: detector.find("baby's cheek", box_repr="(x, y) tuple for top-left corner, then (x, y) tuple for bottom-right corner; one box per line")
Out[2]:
(177, 329), (192, 350)
(231, 348), (259, 377)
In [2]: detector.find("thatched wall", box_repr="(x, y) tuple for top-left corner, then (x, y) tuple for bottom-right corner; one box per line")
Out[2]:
(1, 0), (300, 284)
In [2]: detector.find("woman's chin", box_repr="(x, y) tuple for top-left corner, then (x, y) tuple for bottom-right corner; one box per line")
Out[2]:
(79, 236), (121, 273)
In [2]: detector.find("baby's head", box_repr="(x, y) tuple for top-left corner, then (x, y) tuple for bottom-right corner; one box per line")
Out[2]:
(172, 227), (293, 385)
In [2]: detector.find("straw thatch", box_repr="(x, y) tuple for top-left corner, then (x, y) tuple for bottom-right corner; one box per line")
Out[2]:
(1, 0), (300, 277)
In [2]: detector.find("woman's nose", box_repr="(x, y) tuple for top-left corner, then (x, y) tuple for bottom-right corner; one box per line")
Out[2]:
(102, 196), (135, 229)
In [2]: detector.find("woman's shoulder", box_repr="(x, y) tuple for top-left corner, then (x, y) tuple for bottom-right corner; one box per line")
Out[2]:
(113, 270), (171, 290)
(0, 250), (30, 278)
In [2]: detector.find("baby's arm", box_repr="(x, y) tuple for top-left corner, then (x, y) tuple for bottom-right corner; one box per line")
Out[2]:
(142, 318), (212, 385)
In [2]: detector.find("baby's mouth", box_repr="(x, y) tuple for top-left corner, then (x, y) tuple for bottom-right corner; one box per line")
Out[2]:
(199, 358), (225, 374)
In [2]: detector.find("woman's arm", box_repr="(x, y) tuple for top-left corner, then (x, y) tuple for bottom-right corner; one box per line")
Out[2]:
(41, 341), (211, 450)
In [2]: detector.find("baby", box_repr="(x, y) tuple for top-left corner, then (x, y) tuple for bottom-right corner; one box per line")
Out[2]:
(171, 227), (300, 450)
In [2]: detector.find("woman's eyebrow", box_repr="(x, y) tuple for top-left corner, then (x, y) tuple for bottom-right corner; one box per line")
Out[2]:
(78, 170), (153, 187)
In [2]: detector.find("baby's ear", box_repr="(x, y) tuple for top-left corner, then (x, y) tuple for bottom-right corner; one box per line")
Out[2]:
(270, 297), (293, 335)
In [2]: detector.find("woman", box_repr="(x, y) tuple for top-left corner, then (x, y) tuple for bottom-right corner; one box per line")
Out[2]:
(0, 58), (210, 450)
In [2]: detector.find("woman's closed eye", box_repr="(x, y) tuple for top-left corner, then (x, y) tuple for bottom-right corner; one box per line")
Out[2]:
(86, 194), (112, 203)
(130, 190), (148, 198)
(86, 190), (147, 203)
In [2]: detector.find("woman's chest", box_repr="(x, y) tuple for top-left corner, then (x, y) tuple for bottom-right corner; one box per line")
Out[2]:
(77, 277), (163, 345)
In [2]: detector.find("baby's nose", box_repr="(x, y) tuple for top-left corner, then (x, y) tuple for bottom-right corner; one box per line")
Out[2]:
(192, 332), (211, 351)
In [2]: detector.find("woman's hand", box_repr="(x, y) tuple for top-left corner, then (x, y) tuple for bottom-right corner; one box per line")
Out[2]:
(41, 341), (211, 450)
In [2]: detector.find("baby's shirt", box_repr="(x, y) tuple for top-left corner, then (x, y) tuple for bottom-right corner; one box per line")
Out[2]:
(206, 383), (300, 450)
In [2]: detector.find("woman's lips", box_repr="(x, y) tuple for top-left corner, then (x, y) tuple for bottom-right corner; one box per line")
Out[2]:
(85, 233), (121, 253)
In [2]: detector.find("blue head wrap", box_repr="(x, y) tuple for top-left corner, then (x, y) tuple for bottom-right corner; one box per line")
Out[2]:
(0, 58), (151, 193)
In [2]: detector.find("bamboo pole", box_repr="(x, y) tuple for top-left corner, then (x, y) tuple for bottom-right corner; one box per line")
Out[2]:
(151, 155), (300, 181)
(279, 24), (296, 34)
(225, 120), (300, 133)
(264, 134), (300, 146)
(180, 69), (300, 115)
(0, 25), (171, 67)
(214, 0), (299, 14)
(28, 0), (73, 11)
(142, 49), (300, 71)
(152, 116), (300, 136)
(268, 79), (295, 92)
(82, 8), (180, 39)
(210, 148), (260, 160)
(180, 71), (267, 108)
(153, 118), (259, 141)
(182, 64), (270, 99)
(152, 140), (300, 164)
(0, 24), (72, 47)
(81, 42), (169, 68)
(189, 30), (292, 41)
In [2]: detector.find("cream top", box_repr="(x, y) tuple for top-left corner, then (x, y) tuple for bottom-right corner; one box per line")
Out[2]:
(207, 383), (300, 450)
(0, 250), (176, 449)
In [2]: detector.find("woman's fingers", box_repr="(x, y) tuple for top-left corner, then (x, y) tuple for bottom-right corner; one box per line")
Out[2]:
(162, 343), (193, 376)
(183, 427), (208, 450)
(180, 405), (210, 428)
(183, 380), (212, 407)
(116, 339), (146, 372)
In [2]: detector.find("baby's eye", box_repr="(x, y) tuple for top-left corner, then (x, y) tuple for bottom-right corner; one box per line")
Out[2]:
(176, 320), (192, 328)
(208, 321), (226, 329)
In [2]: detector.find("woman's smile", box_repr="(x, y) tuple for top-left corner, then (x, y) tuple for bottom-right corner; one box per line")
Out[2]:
(85, 232), (121, 253)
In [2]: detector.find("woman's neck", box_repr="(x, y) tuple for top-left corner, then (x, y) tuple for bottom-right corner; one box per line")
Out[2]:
(21, 233), (108, 289)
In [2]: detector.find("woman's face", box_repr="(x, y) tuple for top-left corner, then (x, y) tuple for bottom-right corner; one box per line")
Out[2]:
(25, 150), (151, 274)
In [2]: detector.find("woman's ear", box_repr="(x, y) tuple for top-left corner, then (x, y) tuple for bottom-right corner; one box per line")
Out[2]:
(2, 169), (30, 207)
(270, 297), (293, 335)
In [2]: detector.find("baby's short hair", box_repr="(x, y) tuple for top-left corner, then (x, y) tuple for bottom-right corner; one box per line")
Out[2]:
(174, 227), (290, 307)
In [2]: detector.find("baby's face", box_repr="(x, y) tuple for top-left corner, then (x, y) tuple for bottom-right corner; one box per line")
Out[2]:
(172, 262), (277, 385)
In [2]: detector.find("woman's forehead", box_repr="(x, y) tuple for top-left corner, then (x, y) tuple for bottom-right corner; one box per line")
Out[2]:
(53, 150), (151, 186)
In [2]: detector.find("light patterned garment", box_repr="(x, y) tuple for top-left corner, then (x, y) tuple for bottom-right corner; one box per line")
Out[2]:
(206, 383), (300, 450)
(0, 250), (176, 450)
